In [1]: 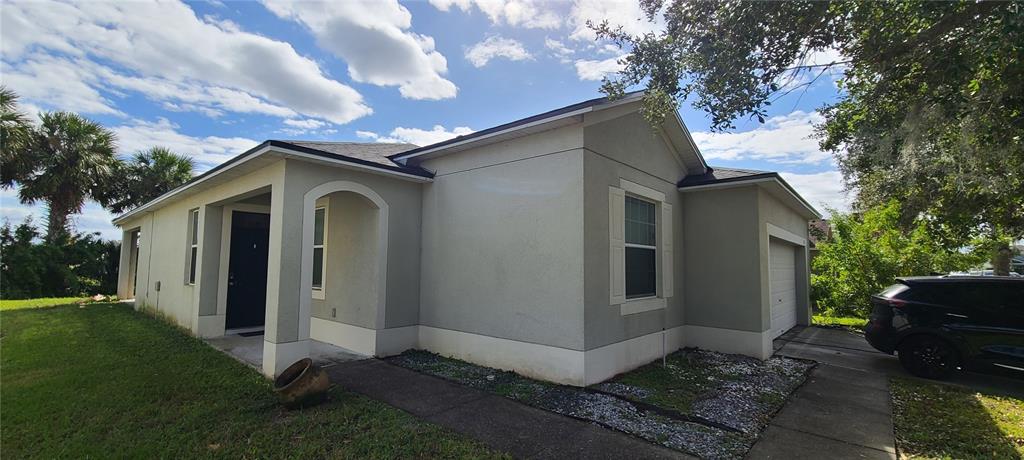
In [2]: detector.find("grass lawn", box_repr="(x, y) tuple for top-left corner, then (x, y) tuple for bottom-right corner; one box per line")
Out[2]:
(812, 314), (868, 330)
(891, 377), (1024, 459)
(0, 297), (86, 311)
(0, 303), (505, 459)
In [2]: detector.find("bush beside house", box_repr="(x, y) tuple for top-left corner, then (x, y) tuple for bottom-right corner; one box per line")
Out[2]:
(0, 218), (120, 299)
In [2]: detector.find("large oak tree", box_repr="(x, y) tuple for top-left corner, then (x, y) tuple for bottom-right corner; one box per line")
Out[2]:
(597, 1), (1023, 271)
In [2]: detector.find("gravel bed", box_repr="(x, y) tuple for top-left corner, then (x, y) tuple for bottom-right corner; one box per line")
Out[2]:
(684, 351), (813, 435)
(387, 349), (812, 459)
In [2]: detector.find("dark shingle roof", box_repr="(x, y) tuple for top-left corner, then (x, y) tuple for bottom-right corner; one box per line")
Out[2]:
(268, 140), (430, 177)
(282, 141), (418, 167)
(676, 167), (776, 188)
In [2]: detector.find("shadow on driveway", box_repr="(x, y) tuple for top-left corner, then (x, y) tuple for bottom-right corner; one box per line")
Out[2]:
(774, 326), (1023, 399)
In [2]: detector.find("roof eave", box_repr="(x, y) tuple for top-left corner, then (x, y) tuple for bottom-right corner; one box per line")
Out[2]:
(678, 174), (822, 220)
(389, 91), (647, 163)
(112, 142), (433, 226)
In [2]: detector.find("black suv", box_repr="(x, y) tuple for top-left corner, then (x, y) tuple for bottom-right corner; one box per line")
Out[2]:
(864, 276), (1024, 379)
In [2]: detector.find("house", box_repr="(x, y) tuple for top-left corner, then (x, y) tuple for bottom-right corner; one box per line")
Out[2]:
(113, 92), (820, 386)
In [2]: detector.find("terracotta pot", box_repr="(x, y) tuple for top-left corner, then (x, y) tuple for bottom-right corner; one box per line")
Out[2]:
(273, 358), (329, 409)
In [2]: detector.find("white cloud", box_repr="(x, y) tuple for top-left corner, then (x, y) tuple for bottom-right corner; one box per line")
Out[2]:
(777, 47), (848, 90)
(360, 125), (474, 146)
(780, 170), (853, 213)
(574, 56), (624, 81)
(691, 111), (833, 164)
(544, 38), (575, 63)
(1, 0), (370, 123)
(112, 118), (258, 170)
(263, 0), (457, 100)
(284, 119), (329, 129)
(465, 36), (532, 68)
(1, 55), (123, 116)
(430, 0), (561, 29)
(569, 0), (665, 42)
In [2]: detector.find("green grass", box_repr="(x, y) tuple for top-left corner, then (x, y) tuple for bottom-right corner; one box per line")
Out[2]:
(812, 314), (868, 330)
(0, 297), (86, 310)
(891, 377), (1024, 459)
(0, 303), (506, 459)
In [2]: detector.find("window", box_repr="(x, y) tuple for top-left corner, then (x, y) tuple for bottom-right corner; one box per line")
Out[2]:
(609, 181), (672, 310)
(312, 206), (326, 293)
(187, 208), (199, 285)
(625, 196), (657, 299)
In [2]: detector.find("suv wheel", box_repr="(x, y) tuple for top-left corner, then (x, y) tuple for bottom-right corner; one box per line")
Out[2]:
(897, 335), (959, 379)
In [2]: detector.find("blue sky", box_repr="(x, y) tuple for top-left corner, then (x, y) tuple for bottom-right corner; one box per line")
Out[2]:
(1, 0), (851, 240)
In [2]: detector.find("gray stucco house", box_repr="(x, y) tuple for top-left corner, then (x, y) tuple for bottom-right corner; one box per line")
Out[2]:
(113, 92), (820, 386)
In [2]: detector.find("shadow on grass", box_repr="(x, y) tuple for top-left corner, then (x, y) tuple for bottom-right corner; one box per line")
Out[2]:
(891, 377), (1024, 459)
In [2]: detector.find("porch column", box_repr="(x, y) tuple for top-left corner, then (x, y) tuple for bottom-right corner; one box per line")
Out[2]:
(116, 229), (138, 299)
(262, 181), (309, 376)
(195, 205), (224, 337)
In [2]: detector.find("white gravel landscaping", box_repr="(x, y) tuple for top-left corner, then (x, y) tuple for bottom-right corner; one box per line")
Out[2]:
(388, 348), (813, 459)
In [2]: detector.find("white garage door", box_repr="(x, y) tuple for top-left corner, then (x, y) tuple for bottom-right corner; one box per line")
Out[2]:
(769, 239), (798, 338)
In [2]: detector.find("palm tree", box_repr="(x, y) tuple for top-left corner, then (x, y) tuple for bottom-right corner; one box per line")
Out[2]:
(1, 86), (34, 187)
(106, 147), (194, 214)
(12, 111), (118, 243)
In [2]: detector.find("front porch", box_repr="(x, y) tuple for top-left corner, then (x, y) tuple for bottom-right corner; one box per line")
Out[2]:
(114, 152), (428, 378)
(205, 332), (367, 370)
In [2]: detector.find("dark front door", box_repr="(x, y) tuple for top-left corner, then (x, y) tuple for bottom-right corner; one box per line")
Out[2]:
(226, 211), (270, 330)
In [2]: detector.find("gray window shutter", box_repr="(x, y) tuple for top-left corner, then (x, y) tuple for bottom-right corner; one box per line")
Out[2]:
(609, 186), (626, 305)
(661, 202), (673, 298)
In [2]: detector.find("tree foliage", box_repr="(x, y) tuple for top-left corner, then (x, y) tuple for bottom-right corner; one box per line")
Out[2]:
(0, 218), (120, 299)
(3, 111), (119, 243)
(811, 202), (984, 317)
(598, 0), (1024, 245)
(0, 85), (34, 186)
(104, 147), (194, 214)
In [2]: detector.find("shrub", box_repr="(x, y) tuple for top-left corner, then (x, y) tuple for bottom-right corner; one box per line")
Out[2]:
(811, 202), (984, 317)
(0, 218), (120, 299)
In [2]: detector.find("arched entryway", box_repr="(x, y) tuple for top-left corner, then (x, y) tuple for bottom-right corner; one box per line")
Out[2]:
(297, 181), (389, 352)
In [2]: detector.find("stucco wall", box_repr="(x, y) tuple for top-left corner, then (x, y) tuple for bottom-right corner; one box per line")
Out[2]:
(119, 160), (286, 331)
(681, 185), (764, 332)
(581, 111), (688, 350)
(418, 125), (587, 350)
(281, 159), (423, 330)
(583, 110), (687, 185)
(310, 192), (380, 329)
(757, 189), (812, 330)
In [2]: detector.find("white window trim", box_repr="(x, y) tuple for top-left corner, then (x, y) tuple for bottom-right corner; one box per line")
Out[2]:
(312, 205), (327, 300)
(186, 208), (199, 285)
(617, 179), (673, 316)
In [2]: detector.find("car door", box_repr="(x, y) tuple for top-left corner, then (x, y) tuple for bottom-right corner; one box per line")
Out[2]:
(983, 283), (1024, 373)
(956, 281), (1024, 374)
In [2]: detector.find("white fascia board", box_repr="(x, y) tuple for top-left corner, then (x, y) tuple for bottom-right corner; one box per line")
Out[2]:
(112, 145), (431, 226)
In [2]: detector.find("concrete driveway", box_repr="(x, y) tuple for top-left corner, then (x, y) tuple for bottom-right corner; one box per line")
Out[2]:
(774, 326), (1024, 398)
(748, 325), (1023, 459)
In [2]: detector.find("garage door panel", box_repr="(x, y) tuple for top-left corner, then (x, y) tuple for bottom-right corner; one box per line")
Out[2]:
(769, 239), (798, 338)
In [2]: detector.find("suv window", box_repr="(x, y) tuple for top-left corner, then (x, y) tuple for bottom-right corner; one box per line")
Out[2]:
(937, 281), (1024, 311)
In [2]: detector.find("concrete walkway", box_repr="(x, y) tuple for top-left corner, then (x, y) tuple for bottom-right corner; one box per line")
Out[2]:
(748, 327), (898, 459)
(325, 359), (691, 459)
